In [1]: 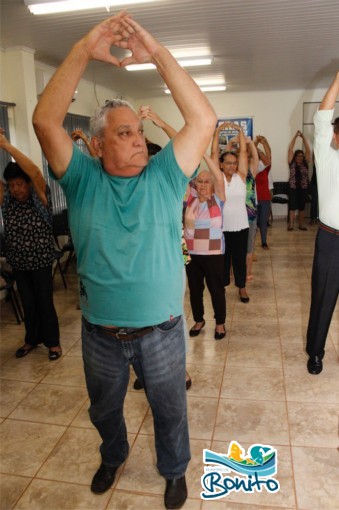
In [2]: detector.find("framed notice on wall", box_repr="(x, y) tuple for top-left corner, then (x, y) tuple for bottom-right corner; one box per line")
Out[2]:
(216, 117), (253, 155)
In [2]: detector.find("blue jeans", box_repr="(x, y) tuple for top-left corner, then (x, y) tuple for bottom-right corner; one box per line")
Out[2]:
(82, 315), (190, 479)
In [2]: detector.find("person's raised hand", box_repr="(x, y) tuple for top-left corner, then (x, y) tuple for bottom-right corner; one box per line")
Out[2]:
(139, 106), (163, 127)
(71, 129), (85, 142)
(81, 11), (128, 66)
(118, 16), (162, 67)
(0, 130), (9, 149)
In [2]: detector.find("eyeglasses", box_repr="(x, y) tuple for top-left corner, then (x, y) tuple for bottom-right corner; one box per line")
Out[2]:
(196, 180), (212, 184)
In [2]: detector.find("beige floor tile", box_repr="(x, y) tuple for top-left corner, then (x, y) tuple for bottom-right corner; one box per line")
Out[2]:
(185, 364), (224, 398)
(214, 400), (290, 445)
(0, 349), (56, 383)
(0, 474), (32, 510)
(57, 333), (81, 354)
(0, 380), (36, 418)
(292, 446), (339, 510)
(36, 427), (136, 487)
(328, 320), (339, 351)
(226, 338), (282, 369)
(123, 391), (150, 433)
(0, 350), (15, 365)
(277, 305), (311, 325)
(288, 402), (339, 448)
(107, 490), (201, 510)
(66, 337), (82, 357)
(9, 384), (88, 425)
(14, 479), (111, 510)
(284, 366), (339, 404)
(232, 304), (278, 323)
(221, 366), (285, 401)
(278, 321), (308, 341)
(0, 419), (66, 476)
(186, 337), (228, 366)
(186, 397), (219, 440)
(41, 355), (86, 387)
(116, 434), (162, 494)
(230, 321), (280, 341)
(69, 398), (94, 429)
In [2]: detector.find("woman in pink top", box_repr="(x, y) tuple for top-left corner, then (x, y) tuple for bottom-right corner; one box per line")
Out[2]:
(184, 155), (226, 340)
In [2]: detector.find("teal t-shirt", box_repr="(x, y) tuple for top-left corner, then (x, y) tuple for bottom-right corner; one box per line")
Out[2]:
(51, 141), (190, 327)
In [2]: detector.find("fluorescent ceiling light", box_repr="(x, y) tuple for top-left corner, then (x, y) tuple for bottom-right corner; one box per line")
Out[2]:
(126, 57), (213, 71)
(126, 63), (157, 71)
(24, 0), (156, 15)
(165, 85), (226, 94)
(200, 85), (226, 92)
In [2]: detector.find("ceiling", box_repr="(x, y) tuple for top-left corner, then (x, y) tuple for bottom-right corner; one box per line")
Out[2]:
(1, 0), (339, 99)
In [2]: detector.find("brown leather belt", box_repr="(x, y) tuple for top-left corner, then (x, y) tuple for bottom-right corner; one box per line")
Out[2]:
(319, 221), (339, 236)
(95, 324), (155, 341)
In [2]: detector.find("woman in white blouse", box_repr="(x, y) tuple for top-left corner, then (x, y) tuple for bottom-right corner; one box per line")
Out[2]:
(211, 122), (250, 303)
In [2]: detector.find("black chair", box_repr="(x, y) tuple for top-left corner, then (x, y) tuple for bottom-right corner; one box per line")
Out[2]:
(272, 182), (289, 205)
(52, 210), (75, 287)
(0, 270), (24, 324)
(53, 249), (68, 289)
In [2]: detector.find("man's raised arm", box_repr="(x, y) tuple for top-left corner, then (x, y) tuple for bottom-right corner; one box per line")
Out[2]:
(119, 17), (217, 177)
(32, 12), (127, 179)
(319, 72), (339, 110)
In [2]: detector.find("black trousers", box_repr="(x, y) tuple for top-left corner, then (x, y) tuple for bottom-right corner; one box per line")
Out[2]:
(223, 229), (249, 288)
(306, 228), (339, 357)
(186, 255), (226, 325)
(13, 266), (60, 348)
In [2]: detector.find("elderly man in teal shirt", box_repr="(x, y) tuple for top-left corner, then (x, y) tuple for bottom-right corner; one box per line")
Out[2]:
(33, 12), (216, 510)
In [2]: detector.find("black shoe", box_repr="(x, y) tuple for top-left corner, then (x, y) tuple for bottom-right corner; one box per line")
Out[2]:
(91, 463), (118, 494)
(214, 326), (226, 340)
(15, 345), (36, 358)
(48, 349), (62, 361)
(164, 476), (187, 509)
(239, 291), (250, 303)
(133, 378), (144, 390)
(189, 320), (205, 337)
(307, 352), (325, 375)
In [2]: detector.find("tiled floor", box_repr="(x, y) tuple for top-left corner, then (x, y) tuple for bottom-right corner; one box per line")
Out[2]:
(0, 219), (338, 510)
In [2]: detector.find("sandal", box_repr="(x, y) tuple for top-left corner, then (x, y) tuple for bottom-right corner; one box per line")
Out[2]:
(16, 344), (37, 358)
(48, 348), (62, 361)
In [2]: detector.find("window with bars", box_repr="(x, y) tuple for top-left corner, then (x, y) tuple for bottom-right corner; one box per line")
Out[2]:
(41, 113), (91, 213)
(0, 102), (14, 179)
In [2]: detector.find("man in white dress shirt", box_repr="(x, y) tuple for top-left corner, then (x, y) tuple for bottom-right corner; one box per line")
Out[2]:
(306, 72), (339, 375)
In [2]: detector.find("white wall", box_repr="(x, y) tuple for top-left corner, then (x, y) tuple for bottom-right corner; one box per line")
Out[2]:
(135, 87), (327, 183)
(35, 61), (136, 119)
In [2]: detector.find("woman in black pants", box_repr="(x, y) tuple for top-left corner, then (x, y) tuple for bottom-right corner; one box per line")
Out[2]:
(287, 130), (311, 231)
(184, 155), (226, 340)
(0, 131), (61, 360)
(211, 122), (249, 303)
